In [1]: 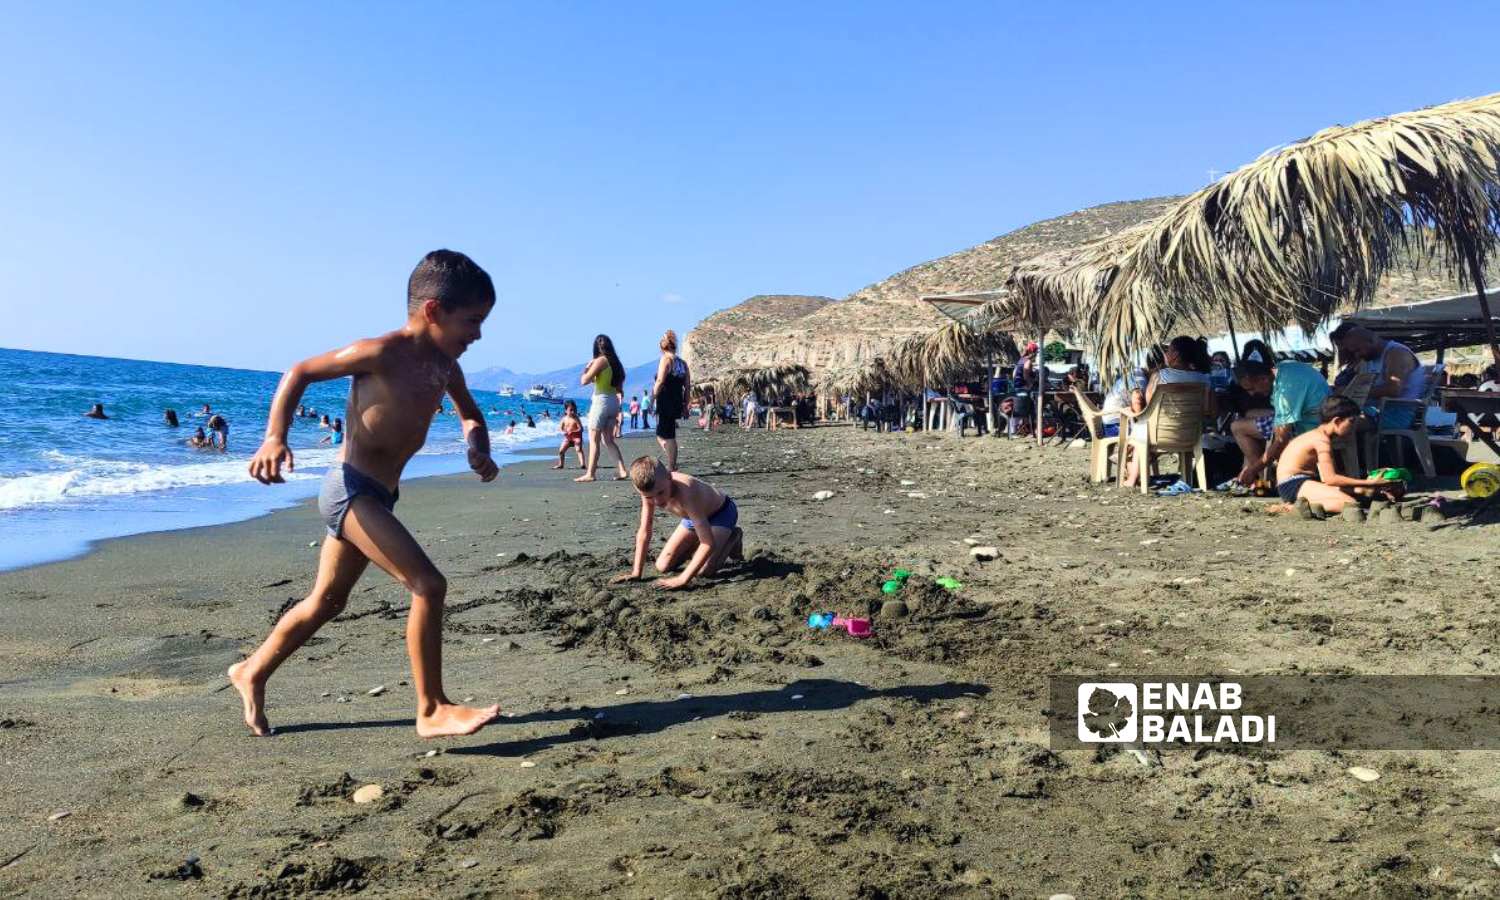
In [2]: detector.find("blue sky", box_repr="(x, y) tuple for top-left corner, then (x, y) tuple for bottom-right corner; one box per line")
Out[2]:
(2, 1), (1497, 373)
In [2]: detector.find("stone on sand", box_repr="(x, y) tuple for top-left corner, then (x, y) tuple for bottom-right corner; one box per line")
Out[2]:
(367, 685), (386, 696)
(969, 546), (999, 561)
(812, 490), (835, 501)
(1347, 766), (1380, 782)
(352, 784), (384, 804)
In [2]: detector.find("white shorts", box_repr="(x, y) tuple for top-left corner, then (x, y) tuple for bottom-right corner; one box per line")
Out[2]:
(587, 393), (620, 431)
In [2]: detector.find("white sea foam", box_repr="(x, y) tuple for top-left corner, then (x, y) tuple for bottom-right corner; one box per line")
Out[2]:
(0, 422), (565, 512)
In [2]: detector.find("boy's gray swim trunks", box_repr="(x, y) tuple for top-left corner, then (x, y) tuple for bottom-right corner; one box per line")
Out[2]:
(318, 463), (398, 538)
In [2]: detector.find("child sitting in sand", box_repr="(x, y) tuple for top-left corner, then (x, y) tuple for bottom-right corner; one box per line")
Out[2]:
(1276, 395), (1405, 515)
(553, 400), (585, 469)
(229, 250), (502, 739)
(611, 456), (744, 591)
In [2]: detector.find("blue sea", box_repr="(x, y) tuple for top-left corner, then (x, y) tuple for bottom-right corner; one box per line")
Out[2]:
(0, 347), (584, 571)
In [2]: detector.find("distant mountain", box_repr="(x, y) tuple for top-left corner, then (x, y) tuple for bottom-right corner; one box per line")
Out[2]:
(468, 359), (662, 400)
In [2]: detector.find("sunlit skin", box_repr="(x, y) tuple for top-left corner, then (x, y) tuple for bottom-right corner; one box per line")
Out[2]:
(1276, 414), (1403, 513)
(612, 464), (742, 591)
(228, 297), (502, 739)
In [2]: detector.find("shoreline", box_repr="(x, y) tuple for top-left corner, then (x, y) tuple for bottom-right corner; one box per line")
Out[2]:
(0, 428), (652, 574)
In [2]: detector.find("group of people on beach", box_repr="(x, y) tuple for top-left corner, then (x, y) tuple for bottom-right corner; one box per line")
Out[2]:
(228, 250), (740, 741)
(557, 329), (692, 479)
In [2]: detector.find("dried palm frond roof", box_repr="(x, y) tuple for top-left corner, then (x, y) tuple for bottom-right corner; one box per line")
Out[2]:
(1089, 93), (1500, 373)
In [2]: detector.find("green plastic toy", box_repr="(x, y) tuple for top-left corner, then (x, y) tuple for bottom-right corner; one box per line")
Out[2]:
(891, 568), (912, 582)
(935, 576), (962, 591)
(1369, 467), (1412, 482)
(881, 580), (902, 594)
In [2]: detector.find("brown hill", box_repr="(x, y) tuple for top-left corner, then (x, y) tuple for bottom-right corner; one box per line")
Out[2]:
(684, 197), (1483, 385)
(689, 197), (1181, 382)
(680, 294), (835, 381)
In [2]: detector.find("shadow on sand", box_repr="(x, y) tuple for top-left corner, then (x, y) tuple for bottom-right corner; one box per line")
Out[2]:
(275, 678), (988, 756)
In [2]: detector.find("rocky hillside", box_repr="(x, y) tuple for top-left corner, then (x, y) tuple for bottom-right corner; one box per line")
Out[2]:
(680, 294), (835, 381)
(689, 198), (1181, 382)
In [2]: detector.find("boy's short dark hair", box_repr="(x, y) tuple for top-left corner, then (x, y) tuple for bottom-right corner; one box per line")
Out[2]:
(1233, 360), (1272, 381)
(630, 455), (663, 492)
(408, 250), (495, 315)
(1319, 395), (1360, 423)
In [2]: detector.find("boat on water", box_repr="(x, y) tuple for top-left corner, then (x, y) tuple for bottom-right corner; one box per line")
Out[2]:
(497, 384), (517, 397)
(525, 383), (567, 404)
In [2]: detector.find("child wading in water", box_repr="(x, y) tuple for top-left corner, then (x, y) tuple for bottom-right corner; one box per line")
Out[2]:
(229, 250), (502, 739)
(1276, 395), (1405, 515)
(612, 456), (743, 590)
(553, 400), (585, 469)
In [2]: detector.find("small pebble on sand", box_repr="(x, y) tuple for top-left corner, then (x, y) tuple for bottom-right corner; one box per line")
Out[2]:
(812, 490), (835, 501)
(367, 685), (386, 696)
(969, 546), (999, 561)
(48, 810), (71, 822)
(1347, 766), (1380, 783)
(352, 784), (384, 804)
(520, 760), (537, 768)
(615, 688), (630, 695)
(791, 694), (804, 700)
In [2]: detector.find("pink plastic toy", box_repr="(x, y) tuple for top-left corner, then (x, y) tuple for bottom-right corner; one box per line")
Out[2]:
(831, 615), (872, 638)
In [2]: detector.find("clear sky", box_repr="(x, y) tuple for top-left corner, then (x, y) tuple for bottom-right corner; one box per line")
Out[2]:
(2, 1), (1497, 374)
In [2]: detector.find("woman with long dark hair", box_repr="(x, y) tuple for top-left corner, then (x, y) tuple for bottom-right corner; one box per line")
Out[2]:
(575, 334), (629, 482)
(653, 329), (691, 471)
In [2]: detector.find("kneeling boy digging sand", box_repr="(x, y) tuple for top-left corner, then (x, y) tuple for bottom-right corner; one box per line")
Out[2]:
(1276, 395), (1405, 516)
(229, 250), (503, 739)
(612, 456), (743, 590)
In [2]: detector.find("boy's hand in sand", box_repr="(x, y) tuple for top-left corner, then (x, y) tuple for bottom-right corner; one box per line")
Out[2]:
(609, 572), (642, 585)
(654, 575), (688, 591)
(468, 447), (499, 481)
(249, 438), (294, 484)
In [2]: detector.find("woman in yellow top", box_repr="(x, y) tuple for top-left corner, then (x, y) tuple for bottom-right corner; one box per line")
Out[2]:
(575, 334), (629, 482)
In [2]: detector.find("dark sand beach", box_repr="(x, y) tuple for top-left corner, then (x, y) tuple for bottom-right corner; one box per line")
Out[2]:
(4, 427), (1500, 897)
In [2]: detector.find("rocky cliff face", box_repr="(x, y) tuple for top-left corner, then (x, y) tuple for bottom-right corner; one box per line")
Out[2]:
(687, 198), (1181, 382)
(680, 294), (835, 382)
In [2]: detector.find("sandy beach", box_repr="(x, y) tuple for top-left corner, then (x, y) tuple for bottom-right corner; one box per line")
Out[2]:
(4, 426), (1500, 897)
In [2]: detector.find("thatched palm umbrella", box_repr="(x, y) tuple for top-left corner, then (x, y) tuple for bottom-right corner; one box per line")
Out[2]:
(1091, 93), (1500, 373)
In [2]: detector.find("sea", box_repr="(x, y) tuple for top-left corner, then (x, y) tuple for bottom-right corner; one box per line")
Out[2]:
(0, 347), (589, 572)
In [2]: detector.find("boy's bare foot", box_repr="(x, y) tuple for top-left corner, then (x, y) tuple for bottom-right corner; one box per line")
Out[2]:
(227, 661), (272, 736)
(551, 462), (564, 469)
(574, 473), (596, 482)
(416, 702), (501, 739)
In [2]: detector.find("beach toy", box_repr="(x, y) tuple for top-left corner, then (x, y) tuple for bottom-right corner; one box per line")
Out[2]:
(831, 615), (872, 638)
(1369, 467), (1412, 483)
(881, 580), (902, 594)
(935, 576), (963, 591)
(891, 568), (911, 582)
(1461, 463), (1500, 499)
(807, 612), (835, 630)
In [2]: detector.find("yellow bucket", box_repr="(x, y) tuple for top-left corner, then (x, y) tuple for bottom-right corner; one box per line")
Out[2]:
(1460, 463), (1500, 499)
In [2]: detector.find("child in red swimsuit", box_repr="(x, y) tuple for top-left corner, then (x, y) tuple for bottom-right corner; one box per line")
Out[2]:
(554, 400), (585, 469)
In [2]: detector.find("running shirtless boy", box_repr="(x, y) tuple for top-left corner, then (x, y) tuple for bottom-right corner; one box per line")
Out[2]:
(611, 456), (744, 590)
(229, 250), (502, 738)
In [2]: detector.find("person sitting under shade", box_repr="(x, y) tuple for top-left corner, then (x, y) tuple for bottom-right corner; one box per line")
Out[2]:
(1230, 358), (1330, 486)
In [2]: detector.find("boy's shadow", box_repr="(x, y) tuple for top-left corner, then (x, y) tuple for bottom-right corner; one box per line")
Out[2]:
(445, 678), (988, 758)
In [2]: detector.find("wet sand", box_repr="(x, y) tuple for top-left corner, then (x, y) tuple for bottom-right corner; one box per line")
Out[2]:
(3, 427), (1499, 897)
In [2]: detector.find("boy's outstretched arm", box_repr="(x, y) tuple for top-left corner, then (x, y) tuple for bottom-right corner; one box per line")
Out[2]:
(248, 340), (386, 484)
(446, 364), (498, 482)
(1314, 448), (1390, 489)
(611, 498), (655, 583)
(657, 519), (716, 590)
